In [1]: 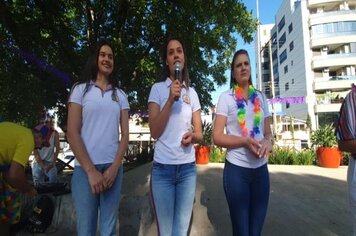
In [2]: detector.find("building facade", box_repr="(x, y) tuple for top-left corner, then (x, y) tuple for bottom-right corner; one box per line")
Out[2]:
(256, 0), (356, 130)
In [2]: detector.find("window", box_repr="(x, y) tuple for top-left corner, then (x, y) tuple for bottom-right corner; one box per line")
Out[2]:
(279, 33), (286, 48)
(279, 49), (287, 64)
(286, 103), (290, 109)
(272, 32), (277, 42)
(284, 65), (288, 74)
(351, 43), (356, 53)
(294, 0), (301, 8)
(273, 64), (279, 75)
(336, 22), (343, 32)
(265, 87), (271, 97)
(263, 62), (269, 70)
(288, 23), (293, 33)
(311, 21), (356, 36)
(275, 84), (280, 97)
(278, 16), (285, 32)
(263, 50), (269, 58)
(262, 74), (270, 82)
(289, 41), (294, 51)
(291, 60), (293, 66)
(272, 50), (278, 61)
(292, 79), (295, 84)
(285, 82), (289, 91)
(318, 113), (339, 127)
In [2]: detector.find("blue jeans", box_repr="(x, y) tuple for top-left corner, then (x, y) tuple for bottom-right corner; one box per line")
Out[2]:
(32, 161), (58, 186)
(150, 161), (196, 236)
(223, 160), (270, 236)
(71, 164), (123, 236)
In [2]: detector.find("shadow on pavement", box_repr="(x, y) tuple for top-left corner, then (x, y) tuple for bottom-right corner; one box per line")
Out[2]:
(15, 163), (352, 236)
(197, 165), (352, 236)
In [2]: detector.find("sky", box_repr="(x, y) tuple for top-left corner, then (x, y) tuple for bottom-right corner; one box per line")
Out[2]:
(211, 0), (284, 105)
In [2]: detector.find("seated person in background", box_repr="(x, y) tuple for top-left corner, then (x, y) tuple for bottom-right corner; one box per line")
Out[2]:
(0, 121), (40, 228)
(32, 117), (60, 186)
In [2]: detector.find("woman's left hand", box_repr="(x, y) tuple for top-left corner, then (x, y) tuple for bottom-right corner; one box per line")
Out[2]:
(103, 165), (119, 190)
(257, 138), (273, 159)
(181, 131), (193, 146)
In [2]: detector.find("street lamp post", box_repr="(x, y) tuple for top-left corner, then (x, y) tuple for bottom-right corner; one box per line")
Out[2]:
(256, 0), (262, 90)
(268, 39), (278, 137)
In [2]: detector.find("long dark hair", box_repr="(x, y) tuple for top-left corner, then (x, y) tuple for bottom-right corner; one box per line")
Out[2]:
(230, 49), (252, 88)
(80, 40), (118, 87)
(161, 36), (190, 88)
(70, 40), (118, 97)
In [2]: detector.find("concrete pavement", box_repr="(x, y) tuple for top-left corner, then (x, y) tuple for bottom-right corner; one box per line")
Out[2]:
(18, 163), (352, 235)
(194, 164), (352, 236)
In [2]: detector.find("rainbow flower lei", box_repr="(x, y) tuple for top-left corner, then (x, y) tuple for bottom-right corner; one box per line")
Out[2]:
(234, 84), (262, 138)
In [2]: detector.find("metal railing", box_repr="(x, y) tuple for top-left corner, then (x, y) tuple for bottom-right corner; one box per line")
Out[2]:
(58, 137), (155, 170)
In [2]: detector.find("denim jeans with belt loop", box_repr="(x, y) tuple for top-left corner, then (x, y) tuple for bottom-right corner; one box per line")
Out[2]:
(71, 163), (123, 236)
(150, 161), (196, 236)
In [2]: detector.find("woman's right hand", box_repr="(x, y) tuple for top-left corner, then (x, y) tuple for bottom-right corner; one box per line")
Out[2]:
(169, 79), (182, 102)
(87, 169), (107, 194)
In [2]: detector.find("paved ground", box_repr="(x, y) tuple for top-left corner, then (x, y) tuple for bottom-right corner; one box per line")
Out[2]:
(15, 163), (352, 236)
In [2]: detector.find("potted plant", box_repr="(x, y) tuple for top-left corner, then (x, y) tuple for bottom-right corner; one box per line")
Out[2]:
(195, 120), (213, 164)
(310, 124), (342, 168)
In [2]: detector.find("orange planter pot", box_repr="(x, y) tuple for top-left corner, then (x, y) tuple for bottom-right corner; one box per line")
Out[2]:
(195, 145), (210, 164)
(316, 147), (342, 168)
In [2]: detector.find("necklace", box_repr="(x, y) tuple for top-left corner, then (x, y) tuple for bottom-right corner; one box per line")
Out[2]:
(233, 84), (262, 138)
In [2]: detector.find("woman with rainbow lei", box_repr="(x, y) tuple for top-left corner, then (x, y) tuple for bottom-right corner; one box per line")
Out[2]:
(213, 49), (273, 236)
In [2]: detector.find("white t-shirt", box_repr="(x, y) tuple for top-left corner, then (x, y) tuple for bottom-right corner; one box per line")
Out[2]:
(68, 82), (129, 165)
(216, 89), (271, 168)
(36, 131), (56, 162)
(148, 78), (201, 164)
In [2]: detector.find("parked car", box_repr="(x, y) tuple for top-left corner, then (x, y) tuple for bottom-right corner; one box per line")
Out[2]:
(57, 146), (75, 169)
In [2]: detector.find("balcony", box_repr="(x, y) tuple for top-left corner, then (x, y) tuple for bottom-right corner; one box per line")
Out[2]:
(312, 53), (356, 69)
(310, 33), (356, 48)
(309, 10), (356, 26)
(314, 103), (341, 113)
(314, 76), (356, 91)
(308, 0), (344, 8)
(314, 89), (350, 113)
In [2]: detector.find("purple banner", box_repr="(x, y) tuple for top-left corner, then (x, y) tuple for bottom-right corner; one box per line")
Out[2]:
(268, 97), (305, 104)
(10, 45), (71, 86)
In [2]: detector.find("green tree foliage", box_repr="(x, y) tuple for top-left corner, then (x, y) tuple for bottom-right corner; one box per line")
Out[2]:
(0, 0), (257, 127)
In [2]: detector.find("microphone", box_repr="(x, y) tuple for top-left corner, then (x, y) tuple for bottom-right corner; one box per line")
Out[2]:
(174, 62), (181, 101)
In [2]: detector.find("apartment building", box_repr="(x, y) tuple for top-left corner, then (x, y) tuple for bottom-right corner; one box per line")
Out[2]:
(256, 0), (356, 130)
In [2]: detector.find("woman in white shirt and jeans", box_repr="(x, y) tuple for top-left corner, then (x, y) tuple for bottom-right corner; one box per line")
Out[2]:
(67, 40), (129, 236)
(148, 37), (203, 236)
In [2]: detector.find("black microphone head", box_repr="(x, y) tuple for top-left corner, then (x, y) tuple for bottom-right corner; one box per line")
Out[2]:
(174, 62), (181, 72)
